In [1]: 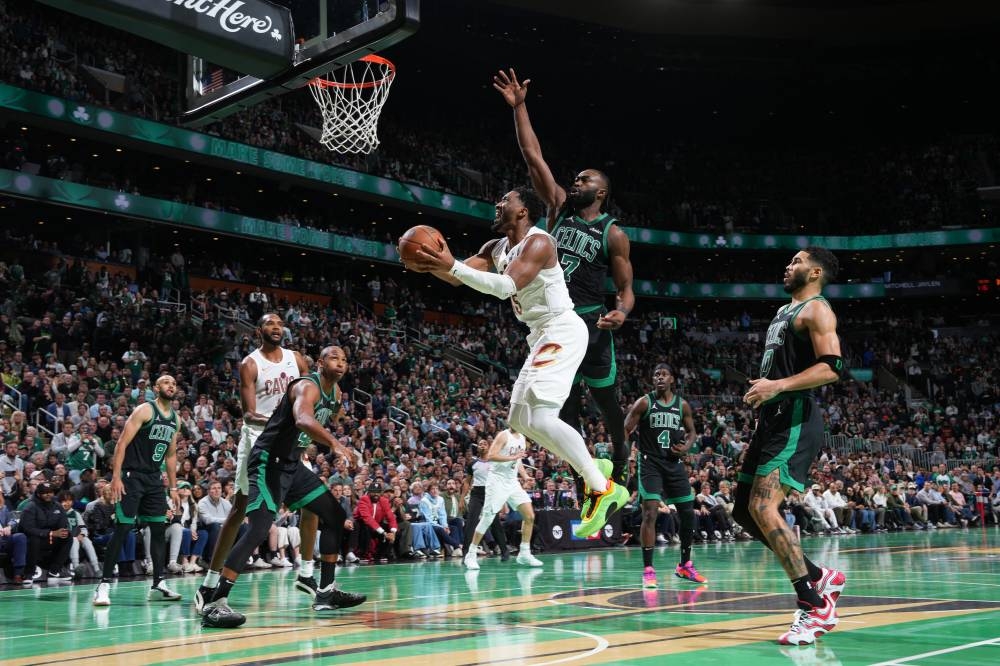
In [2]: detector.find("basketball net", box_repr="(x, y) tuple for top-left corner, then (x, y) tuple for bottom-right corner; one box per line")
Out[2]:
(308, 54), (396, 154)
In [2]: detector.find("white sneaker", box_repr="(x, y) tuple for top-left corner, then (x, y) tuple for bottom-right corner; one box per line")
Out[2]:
(279, 557), (293, 568)
(166, 561), (183, 574)
(147, 580), (182, 602)
(655, 534), (668, 544)
(452, 547), (463, 558)
(252, 557), (272, 569)
(269, 556), (285, 567)
(346, 552), (359, 564)
(143, 560), (153, 575)
(713, 530), (722, 541)
(93, 581), (111, 606)
(464, 551), (480, 570)
(516, 552), (543, 567)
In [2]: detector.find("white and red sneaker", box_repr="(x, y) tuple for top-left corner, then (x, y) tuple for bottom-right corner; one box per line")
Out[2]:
(814, 567), (846, 602)
(778, 596), (838, 645)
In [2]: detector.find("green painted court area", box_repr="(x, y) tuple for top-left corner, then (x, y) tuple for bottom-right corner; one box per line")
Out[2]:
(2, 529), (998, 665)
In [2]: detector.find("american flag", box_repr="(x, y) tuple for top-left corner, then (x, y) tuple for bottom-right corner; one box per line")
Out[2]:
(202, 67), (225, 93)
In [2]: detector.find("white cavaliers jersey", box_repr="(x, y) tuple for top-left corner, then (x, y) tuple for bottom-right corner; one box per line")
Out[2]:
(248, 347), (299, 424)
(491, 227), (574, 330)
(490, 430), (526, 481)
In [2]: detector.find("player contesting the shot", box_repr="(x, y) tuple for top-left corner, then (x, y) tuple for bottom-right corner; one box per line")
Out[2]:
(403, 187), (628, 538)
(737, 247), (847, 645)
(494, 69), (635, 492)
(196, 314), (318, 613)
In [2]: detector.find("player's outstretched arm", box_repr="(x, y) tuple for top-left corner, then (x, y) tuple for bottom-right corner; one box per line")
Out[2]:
(405, 238), (494, 285)
(597, 225), (635, 330)
(492, 69), (566, 222)
(624, 395), (650, 437)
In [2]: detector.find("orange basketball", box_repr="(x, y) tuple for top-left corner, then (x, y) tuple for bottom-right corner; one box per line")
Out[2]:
(397, 225), (445, 262)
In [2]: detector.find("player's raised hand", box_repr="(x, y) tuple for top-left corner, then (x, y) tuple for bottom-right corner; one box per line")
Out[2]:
(493, 68), (531, 107)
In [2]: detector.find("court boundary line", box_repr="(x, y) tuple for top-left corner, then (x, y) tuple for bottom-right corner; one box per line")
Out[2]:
(869, 636), (1000, 665)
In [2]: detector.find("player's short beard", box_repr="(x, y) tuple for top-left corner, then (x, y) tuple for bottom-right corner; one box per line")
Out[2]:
(566, 188), (597, 210)
(783, 270), (808, 293)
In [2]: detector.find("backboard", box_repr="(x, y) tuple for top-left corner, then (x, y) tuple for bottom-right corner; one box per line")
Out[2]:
(182, 0), (419, 128)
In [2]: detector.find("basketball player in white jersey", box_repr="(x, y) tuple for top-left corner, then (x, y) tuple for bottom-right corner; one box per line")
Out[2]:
(196, 313), (316, 612)
(463, 428), (542, 569)
(407, 186), (628, 538)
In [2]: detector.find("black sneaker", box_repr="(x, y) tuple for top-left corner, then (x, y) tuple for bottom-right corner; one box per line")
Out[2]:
(500, 547), (510, 563)
(294, 575), (318, 598)
(312, 587), (367, 612)
(201, 599), (247, 629)
(47, 569), (73, 582)
(195, 585), (216, 614)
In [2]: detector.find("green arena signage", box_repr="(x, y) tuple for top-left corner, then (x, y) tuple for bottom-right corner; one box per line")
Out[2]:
(1, 82), (996, 251)
(0, 169), (397, 262)
(0, 169), (892, 300)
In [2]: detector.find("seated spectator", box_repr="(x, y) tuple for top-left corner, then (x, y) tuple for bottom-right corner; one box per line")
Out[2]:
(0, 494), (29, 583)
(405, 481), (441, 558)
(85, 483), (138, 574)
(20, 482), (73, 582)
(354, 481), (398, 562)
(419, 482), (463, 557)
(196, 481), (232, 564)
(59, 490), (99, 577)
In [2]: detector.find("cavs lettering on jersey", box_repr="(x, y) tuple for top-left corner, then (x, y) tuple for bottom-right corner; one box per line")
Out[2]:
(638, 393), (685, 460)
(249, 347), (300, 420)
(490, 227), (574, 329)
(253, 373), (341, 464)
(759, 295), (832, 392)
(125, 402), (178, 473)
(551, 212), (615, 309)
(489, 430), (525, 482)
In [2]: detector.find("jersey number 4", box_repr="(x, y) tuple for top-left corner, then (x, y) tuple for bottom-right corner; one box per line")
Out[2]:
(560, 255), (581, 282)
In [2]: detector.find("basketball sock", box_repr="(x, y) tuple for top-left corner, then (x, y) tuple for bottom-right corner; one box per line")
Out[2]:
(520, 541), (531, 555)
(320, 560), (336, 589)
(509, 403), (605, 490)
(203, 570), (221, 588)
(677, 502), (695, 564)
(804, 558), (824, 582)
(642, 547), (654, 568)
(215, 577), (235, 602)
(299, 558), (315, 578)
(792, 576), (824, 611)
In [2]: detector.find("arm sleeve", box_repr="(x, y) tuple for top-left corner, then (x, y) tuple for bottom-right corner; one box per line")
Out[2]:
(449, 261), (517, 300)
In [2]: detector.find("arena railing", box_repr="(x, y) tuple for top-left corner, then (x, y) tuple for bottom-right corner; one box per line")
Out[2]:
(33, 406), (59, 439)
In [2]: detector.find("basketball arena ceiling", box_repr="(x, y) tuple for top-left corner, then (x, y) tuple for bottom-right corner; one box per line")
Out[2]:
(489, 0), (1000, 43)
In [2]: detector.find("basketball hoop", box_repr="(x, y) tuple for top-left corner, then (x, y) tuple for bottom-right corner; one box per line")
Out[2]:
(308, 54), (396, 154)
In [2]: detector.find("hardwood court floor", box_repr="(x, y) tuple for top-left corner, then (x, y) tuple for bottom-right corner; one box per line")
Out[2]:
(2, 528), (998, 665)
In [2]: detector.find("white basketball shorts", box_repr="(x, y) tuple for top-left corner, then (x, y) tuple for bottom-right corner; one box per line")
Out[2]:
(510, 309), (588, 408)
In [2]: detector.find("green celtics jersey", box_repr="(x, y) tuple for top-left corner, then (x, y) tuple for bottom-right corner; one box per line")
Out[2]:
(638, 393), (686, 460)
(67, 435), (101, 472)
(256, 373), (341, 463)
(125, 402), (178, 473)
(550, 212), (616, 309)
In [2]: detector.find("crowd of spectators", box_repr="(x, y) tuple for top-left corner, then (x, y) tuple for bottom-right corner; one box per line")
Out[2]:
(2, 0), (996, 237)
(2, 217), (999, 584)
